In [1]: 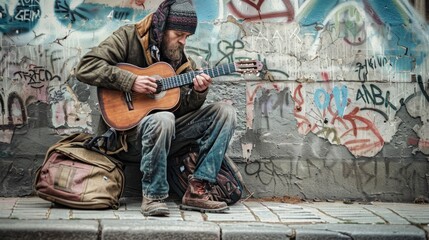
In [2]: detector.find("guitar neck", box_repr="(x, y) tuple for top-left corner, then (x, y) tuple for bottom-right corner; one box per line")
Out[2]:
(159, 63), (236, 91)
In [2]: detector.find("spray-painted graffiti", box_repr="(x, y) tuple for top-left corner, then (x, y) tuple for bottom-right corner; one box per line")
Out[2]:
(53, 0), (142, 31)
(245, 159), (291, 186)
(0, 0), (147, 34)
(13, 65), (61, 89)
(418, 75), (429, 103)
(292, 82), (387, 157)
(227, 0), (295, 22)
(355, 56), (392, 82)
(356, 84), (397, 110)
(314, 85), (348, 117)
(0, 44), (93, 143)
(0, 0), (41, 34)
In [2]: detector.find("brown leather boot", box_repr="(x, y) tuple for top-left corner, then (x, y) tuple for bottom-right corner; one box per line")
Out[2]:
(181, 177), (229, 213)
(141, 197), (169, 217)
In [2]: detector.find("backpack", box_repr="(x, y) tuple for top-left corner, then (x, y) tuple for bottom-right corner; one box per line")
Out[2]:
(167, 150), (246, 205)
(34, 131), (125, 209)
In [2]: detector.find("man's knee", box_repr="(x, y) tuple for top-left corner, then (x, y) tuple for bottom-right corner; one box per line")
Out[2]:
(212, 102), (236, 121)
(151, 112), (175, 125)
(141, 111), (175, 131)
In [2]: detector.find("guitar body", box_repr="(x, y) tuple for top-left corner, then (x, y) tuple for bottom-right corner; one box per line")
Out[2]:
(97, 59), (263, 131)
(98, 62), (180, 131)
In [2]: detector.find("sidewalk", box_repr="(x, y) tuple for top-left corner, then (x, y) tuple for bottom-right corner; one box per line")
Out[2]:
(1, 197), (428, 239)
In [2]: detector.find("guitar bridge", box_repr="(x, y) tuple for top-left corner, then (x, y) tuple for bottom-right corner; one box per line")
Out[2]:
(125, 92), (134, 110)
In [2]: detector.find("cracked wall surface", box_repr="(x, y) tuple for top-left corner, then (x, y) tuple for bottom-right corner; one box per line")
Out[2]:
(0, 0), (428, 201)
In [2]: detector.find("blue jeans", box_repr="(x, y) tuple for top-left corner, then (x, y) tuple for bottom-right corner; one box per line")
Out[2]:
(117, 103), (236, 200)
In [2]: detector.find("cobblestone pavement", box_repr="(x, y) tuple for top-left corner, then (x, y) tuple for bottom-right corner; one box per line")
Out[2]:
(1, 197), (428, 239)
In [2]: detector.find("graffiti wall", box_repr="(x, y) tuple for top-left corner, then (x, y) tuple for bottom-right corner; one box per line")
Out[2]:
(0, 0), (428, 201)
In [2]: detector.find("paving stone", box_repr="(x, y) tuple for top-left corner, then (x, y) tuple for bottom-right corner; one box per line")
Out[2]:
(206, 211), (257, 222)
(314, 206), (385, 224)
(365, 206), (410, 224)
(182, 209), (205, 221)
(147, 209), (183, 221)
(71, 210), (118, 219)
(15, 198), (52, 207)
(101, 219), (220, 240)
(298, 206), (342, 223)
(0, 210), (12, 218)
(0, 219), (99, 240)
(292, 224), (426, 240)
(242, 201), (269, 210)
(48, 209), (71, 220)
(252, 210), (280, 222)
(386, 204), (429, 224)
(243, 201), (282, 222)
(113, 210), (144, 219)
(264, 203), (325, 224)
(220, 222), (293, 240)
(10, 209), (50, 219)
(206, 203), (256, 222)
(0, 198), (17, 210)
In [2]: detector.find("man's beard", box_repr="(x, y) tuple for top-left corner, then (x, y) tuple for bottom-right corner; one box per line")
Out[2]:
(162, 42), (184, 62)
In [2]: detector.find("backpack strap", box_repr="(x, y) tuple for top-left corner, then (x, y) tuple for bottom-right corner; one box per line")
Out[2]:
(224, 155), (254, 201)
(84, 128), (126, 155)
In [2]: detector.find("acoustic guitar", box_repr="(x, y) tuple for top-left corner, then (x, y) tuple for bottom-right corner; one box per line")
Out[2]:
(98, 60), (263, 131)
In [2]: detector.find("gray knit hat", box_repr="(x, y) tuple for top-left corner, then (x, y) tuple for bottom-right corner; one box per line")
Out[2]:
(165, 0), (198, 34)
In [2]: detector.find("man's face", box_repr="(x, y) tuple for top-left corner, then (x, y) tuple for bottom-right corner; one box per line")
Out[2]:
(161, 30), (192, 61)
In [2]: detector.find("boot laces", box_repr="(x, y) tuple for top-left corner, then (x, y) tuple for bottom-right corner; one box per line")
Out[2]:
(194, 181), (207, 195)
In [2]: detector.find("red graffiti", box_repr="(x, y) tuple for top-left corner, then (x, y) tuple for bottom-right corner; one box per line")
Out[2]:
(340, 107), (384, 153)
(293, 84), (316, 134)
(227, 0), (295, 22)
(408, 137), (429, 148)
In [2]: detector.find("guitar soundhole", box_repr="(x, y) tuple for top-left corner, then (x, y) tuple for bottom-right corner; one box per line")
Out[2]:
(148, 91), (166, 100)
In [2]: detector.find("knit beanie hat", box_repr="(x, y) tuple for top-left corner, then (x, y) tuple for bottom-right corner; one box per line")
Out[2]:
(165, 0), (197, 34)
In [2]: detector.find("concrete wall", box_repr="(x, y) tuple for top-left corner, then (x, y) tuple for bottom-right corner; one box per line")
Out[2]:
(0, 0), (428, 201)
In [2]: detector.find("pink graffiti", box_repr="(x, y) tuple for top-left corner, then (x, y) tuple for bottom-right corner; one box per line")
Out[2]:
(227, 0), (295, 22)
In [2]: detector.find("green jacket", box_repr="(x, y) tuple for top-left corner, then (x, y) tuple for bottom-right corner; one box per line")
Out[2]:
(75, 14), (208, 135)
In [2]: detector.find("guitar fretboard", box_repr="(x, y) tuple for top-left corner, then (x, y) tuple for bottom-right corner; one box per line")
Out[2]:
(159, 63), (236, 91)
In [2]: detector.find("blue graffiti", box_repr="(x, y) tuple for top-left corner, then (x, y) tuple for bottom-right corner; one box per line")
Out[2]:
(54, 0), (148, 31)
(314, 88), (330, 109)
(0, 0), (150, 33)
(0, 0), (41, 34)
(314, 85), (348, 117)
(297, 0), (427, 71)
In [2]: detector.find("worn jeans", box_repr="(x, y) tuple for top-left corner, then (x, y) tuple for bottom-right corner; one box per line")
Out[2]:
(116, 102), (236, 200)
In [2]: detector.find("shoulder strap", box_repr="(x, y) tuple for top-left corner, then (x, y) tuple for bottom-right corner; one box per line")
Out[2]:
(176, 62), (191, 75)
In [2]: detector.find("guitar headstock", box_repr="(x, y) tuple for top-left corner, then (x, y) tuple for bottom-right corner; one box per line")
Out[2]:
(234, 60), (263, 74)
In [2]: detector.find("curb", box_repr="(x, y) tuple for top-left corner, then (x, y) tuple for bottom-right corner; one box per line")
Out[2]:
(1, 219), (427, 240)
